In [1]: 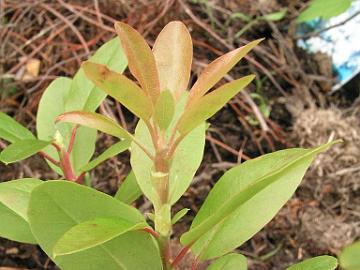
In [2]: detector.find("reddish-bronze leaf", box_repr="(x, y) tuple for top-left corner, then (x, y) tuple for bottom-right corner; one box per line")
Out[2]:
(187, 39), (263, 107)
(115, 22), (160, 104)
(82, 61), (153, 120)
(153, 21), (193, 101)
(56, 111), (131, 139)
(178, 75), (255, 134)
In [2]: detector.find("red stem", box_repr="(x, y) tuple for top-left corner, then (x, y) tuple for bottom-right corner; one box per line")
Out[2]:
(171, 245), (190, 268)
(76, 172), (86, 184)
(67, 125), (78, 154)
(191, 257), (199, 270)
(39, 151), (60, 166)
(60, 150), (76, 181)
(143, 227), (159, 238)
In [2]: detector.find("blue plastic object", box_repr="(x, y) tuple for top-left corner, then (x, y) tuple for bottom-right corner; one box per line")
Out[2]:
(297, 1), (360, 91)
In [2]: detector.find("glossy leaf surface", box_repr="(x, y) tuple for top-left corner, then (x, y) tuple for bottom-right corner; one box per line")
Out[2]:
(339, 241), (360, 270)
(286, 256), (338, 270)
(178, 75), (254, 134)
(57, 111), (131, 140)
(115, 171), (142, 204)
(28, 181), (162, 270)
(154, 90), (175, 130)
(65, 38), (127, 112)
(181, 142), (338, 259)
(297, 0), (351, 23)
(82, 62), (153, 120)
(53, 217), (147, 256)
(153, 21), (192, 100)
(0, 112), (34, 143)
(0, 139), (51, 164)
(131, 94), (205, 206)
(81, 140), (131, 172)
(188, 39), (262, 106)
(171, 208), (189, 225)
(36, 77), (96, 175)
(115, 22), (160, 103)
(0, 178), (42, 243)
(207, 253), (247, 270)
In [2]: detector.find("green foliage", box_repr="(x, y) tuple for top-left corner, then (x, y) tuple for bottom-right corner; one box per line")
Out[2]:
(0, 21), (341, 270)
(57, 111), (131, 140)
(207, 253), (247, 270)
(181, 141), (339, 259)
(339, 241), (360, 270)
(81, 140), (131, 172)
(232, 9), (287, 38)
(177, 75), (254, 134)
(37, 38), (127, 176)
(171, 208), (190, 225)
(0, 112), (34, 143)
(115, 171), (142, 204)
(65, 38), (127, 112)
(53, 217), (147, 256)
(82, 61), (154, 121)
(130, 94), (206, 207)
(262, 8), (288, 21)
(28, 181), (162, 270)
(297, 0), (352, 23)
(286, 255), (338, 270)
(0, 139), (51, 164)
(0, 178), (42, 243)
(154, 90), (175, 130)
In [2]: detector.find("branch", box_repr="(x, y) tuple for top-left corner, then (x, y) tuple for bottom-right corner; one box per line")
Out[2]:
(67, 125), (78, 154)
(171, 245), (190, 268)
(39, 151), (60, 167)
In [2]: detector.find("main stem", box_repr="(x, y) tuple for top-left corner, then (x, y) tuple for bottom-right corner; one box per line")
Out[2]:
(153, 131), (173, 269)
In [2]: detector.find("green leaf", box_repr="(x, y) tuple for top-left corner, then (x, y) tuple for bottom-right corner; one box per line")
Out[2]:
(28, 180), (163, 270)
(230, 12), (252, 22)
(154, 90), (175, 130)
(0, 112), (34, 143)
(115, 171), (142, 204)
(0, 139), (51, 164)
(153, 21), (193, 101)
(262, 8), (287, 21)
(286, 256), (338, 270)
(0, 178), (42, 243)
(36, 77), (97, 175)
(207, 253), (247, 270)
(37, 38), (127, 175)
(82, 61), (153, 120)
(172, 208), (190, 225)
(178, 75), (255, 134)
(297, 0), (351, 23)
(188, 39), (262, 106)
(181, 141), (340, 260)
(53, 217), (147, 256)
(131, 94), (206, 207)
(339, 241), (360, 270)
(115, 22), (160, 104)
(81, 140), (131, 172)
(65, 38), (128, 112)
(57, 111), (131, 140)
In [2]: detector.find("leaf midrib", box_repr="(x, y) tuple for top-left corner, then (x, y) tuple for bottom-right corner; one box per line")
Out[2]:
(40, 190), (132, 270)
(185, 144), (331, 242)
